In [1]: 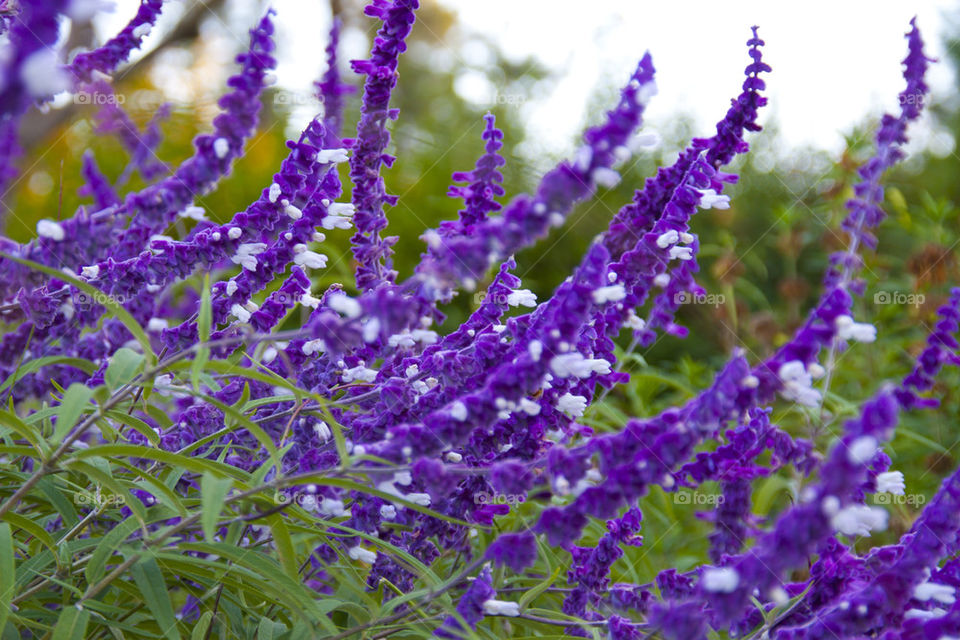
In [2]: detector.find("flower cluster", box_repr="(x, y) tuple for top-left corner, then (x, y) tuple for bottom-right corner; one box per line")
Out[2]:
(0, 4), (956, 639)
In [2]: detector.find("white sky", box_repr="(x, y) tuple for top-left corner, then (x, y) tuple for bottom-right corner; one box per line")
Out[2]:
(98, 0), (959, 158)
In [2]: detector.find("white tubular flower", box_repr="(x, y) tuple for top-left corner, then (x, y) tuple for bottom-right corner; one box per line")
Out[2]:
(592, 167), (621, 188)
(36, 219), (65, 241)
(875, 470), (905, 495)
(592, 284), (627, 304)
(317, 148), (349, 163)
(300, 292), (322, 309)
(550, 353), (611, 378)
(81, 265), (100, 279)
(268, 183), (282, 203)
(293, 250), (328, 270)
(347, 546), (377, 564)
(507, 289), (537, 307)
(342, 365), (378, 383)
(656, 230), (679, 248)
(668, 245), (693, 261)
(230, 303), (251, 323)
(301, 339), (326, 356)
(913, 581), (956, 605)
(450, 401), (467, 421)
(213, 137), (229, 159)
(178, 206), (207, 221)
(557, 393), (587, 418)
(698, 189), (731, 209)
(702, 567), (739, 593)
(834, 315), (877, 343)
(831, 504), (889, 537)
(847, 436), (878, 464)
(482, 599), (520, 617)
(329, 293), (362, 318)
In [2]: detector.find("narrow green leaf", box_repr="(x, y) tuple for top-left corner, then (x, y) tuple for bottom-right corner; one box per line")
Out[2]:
(0, 356), (96, 395)
(53, 383), (97, 443)
(0, 523), (13, 632)
(51, 606), (90, 640)
(201, 473), (232, 543)
(105, 348), (145, 391)
(190, 611), (213, 640)
(130, 557), (181, 640)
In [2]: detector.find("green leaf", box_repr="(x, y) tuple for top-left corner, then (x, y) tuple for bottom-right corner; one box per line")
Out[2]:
(201, 472), (233, 543)
(105, 348), (145, 391)
(51, 606), (90, 640)
(519, 566), (560, 611)
(130, 556), (181, 640)
(0, 523), (13, 633)
(2, 512), (57, 554)
(53, 383), (97, 443)
(192, 274), (213, 392)
(190, 611), (213, 640)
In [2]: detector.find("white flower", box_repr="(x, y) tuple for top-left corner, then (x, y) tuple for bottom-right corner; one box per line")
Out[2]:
(656, 230), (679, 248)
(557, 393), (587, 418)
(147, 318), (168, 332)
(225, 280), (238, 296)
(653, 273), (670, 288)
(507, 289), (537, 307)
(528, 340), (543, 362)
(834, 315), (877, 343)
(876, 470), (905, 495)
(36, 219), (65, 241)
(847, 436), (878, 464)
(313, 421), (332, 442)
(317, 148), (349, 163)
(624, 309), (646, 331)
(268, 183), (282, 203)
(914, 582), (956, 605)
(284, 203), (303, 220)
(904, 608), (947, 621)
(380, 505), (397, 520)
(702, 567), (739, 593)
(831, 504), (888, 537)
(669, 245), (693, 261)
(22, 50), (70, 98)
(629, 131), (661, 152)
(329, 293), (361, 318)
(319, 498), (345, 517)
(550, 353), (611, 378)
(81, 265), (100, 279)
(450, 401), (467, 421)
(132, 23), (151, 39)
(230, 303), (251, 323)
(740, 375), (759, 389)
(227, 227), (242, 239)
(778, 360), (821, 407)
(592, 284), (627, 304)
(301, 339), (326, 356)
(293, 250), (327, 270)
(698, 189), (731, 209)
(231, 243), (267, 272)
(482, 599), (520, 617)
(213, 138), (230, 159)
(445, 451), (462, 463)
(592, 167), (621, 188)
(347, 546), (377, 564)
(342, 365), (378, 383)
(300, 293), (322, 309)
(519, 398), (541, 416)
(178, 206), (206, 221)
